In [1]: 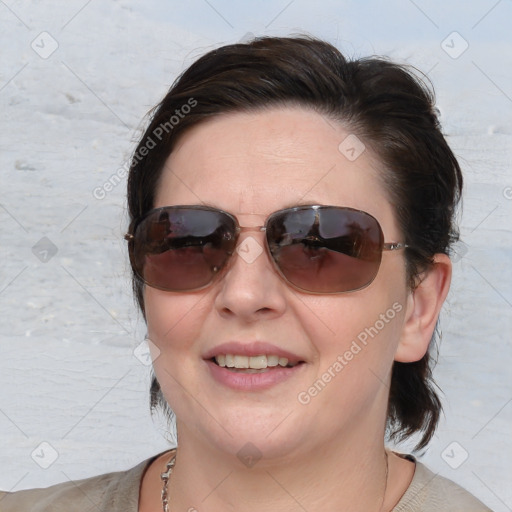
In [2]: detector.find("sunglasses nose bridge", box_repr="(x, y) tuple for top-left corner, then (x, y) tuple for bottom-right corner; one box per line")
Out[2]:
(227, 224), (274, 269)
(236, 225), (266, 234)
(234, 225), (268, 250)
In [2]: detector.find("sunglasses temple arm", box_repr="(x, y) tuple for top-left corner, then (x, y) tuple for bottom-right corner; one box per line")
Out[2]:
(383, 242), (408, 251)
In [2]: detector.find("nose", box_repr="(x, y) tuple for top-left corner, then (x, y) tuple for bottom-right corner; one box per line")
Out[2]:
(214, 232), (288, 322)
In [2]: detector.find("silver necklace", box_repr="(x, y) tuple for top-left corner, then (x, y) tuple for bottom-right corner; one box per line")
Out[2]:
(160, 450), (389, 511)
(160, 452), (177, 512)
(379, 451), (390, 512)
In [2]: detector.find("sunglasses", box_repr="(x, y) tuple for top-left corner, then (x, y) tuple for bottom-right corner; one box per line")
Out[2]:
(125, 205), (407, 294)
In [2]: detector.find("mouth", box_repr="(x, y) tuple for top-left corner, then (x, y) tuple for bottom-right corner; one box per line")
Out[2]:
(210, 354), (303, 373)
(203, 342), (306, 389)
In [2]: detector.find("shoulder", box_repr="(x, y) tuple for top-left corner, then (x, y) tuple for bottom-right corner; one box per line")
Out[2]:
(394, 460), (492, 511)
(0, 456), (155, 512)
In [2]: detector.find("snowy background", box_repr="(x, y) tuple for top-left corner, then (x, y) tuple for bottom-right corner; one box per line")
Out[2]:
(0, 0), (511, 509)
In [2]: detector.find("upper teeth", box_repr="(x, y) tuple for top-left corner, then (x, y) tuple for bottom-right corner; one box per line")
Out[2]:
(214, 354), (296, 369)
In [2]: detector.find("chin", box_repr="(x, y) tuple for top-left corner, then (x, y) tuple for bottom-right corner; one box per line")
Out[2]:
(176, 406), (309, 463)
(211, 430), (306, 465)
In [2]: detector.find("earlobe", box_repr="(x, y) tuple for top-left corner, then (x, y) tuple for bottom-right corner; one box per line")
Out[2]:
(394, 254), (452, 363)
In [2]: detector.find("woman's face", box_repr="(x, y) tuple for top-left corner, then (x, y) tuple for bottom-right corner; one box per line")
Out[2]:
(145, 107), (410, 460)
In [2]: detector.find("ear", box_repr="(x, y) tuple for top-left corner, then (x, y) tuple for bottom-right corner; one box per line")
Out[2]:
(395, 253), (452, 363)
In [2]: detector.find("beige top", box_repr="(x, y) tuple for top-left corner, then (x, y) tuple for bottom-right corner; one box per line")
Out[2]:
(0, 452), (492, 511)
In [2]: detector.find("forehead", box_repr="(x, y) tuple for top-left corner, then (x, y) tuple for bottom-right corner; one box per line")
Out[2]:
(155, 107), (394, 229)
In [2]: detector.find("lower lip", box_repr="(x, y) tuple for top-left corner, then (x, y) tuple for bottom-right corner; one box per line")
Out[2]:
(205, 360), (305, 391)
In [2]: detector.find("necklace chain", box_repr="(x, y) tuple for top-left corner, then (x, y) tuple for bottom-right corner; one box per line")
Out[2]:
(160, 450), (389, 512)
(380, 451), (390, 512)
(160, 452), (177, 512)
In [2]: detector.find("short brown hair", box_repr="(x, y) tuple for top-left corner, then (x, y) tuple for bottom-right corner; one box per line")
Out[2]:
(127, 36), (462, 450)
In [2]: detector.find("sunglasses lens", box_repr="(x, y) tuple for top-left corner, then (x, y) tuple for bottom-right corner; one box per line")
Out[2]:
(131, 207), (237, 291)
(129, 205), (387, 294)
(266, 207), (384, 293)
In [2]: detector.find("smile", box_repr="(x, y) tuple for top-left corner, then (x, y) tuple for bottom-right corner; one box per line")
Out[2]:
(213, 354), (300, 369)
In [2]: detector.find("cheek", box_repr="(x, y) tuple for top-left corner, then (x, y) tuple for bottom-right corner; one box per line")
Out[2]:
(144, 288), (206, 353)
(143, 289), (207, 408)
(304, 283), (407, 377)
(307, 297), (406, 413)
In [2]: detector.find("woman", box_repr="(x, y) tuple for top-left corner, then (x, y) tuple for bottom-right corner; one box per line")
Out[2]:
(0, 36), (492, 511)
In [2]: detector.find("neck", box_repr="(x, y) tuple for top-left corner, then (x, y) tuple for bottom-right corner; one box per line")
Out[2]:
(167, 426), (390, 512)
